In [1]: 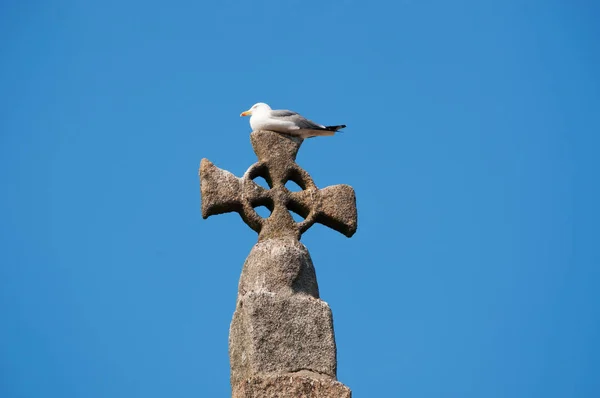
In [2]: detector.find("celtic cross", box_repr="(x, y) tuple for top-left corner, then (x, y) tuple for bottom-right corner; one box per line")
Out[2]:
(200, 130), (357, 241)
(199, 130), (356, 398)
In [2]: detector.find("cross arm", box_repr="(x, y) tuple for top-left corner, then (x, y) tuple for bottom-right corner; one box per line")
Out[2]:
(200, 158), (243, 218)
(200, 158), (270, 234)
(290, 184), (357, 238)
(317, 185), (358, 237)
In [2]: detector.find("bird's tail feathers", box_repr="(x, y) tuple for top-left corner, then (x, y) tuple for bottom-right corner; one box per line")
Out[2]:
(297, 125), (347, 138)
(299, 129), (336, 138)
(324, 124), (346, 132)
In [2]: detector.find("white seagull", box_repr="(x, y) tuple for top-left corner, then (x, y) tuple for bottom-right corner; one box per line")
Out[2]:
(240, 103), (346, 138)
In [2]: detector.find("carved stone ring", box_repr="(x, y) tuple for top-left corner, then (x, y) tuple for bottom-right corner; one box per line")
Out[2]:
(200, 131), (357, 241)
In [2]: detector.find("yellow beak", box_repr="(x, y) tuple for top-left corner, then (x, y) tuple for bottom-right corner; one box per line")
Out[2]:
(240, 110), (252, 117)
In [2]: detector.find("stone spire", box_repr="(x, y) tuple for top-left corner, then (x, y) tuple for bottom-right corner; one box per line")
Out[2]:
(200, 130), (357, 398)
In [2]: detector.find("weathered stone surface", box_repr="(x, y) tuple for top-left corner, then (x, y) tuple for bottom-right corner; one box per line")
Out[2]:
(232, 375), (352, 398)
(237, 238), (319, 298)
(199, 130), (358, 242)
(229, 291), (337, 388)
(199, 130), (356, 397)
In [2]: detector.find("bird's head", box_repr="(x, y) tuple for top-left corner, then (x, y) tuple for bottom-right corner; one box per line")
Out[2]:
(240, 102), (271, 117)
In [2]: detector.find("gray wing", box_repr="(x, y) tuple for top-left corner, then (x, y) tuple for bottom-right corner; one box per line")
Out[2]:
(270, 110), (326, 130)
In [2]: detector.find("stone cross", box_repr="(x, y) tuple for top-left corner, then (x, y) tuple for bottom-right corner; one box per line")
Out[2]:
(200, 130), (357, 398)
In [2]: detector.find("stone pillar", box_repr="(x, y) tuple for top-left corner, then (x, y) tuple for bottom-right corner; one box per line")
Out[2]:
(200, 131), (357, 397)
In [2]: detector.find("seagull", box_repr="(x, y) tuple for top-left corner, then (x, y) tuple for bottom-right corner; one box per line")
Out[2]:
(240, 103), (346, 138)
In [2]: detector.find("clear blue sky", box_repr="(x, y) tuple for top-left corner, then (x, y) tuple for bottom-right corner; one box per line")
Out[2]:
(1, 1), (599, 397)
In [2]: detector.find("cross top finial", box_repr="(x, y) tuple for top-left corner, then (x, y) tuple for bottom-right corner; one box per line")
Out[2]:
(200, 130), (357, 241)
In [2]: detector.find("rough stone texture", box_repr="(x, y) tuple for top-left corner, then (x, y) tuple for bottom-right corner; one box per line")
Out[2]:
(199, 130), (358, 241)
(229, 238), (338, 390)
(237, 238), (319, 299)
(232, 375), (352, 398)
(199, 130), (357, 397)
(230, 291), (337, 388)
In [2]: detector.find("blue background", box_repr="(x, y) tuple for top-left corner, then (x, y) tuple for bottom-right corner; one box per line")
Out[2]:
(1, 1), (598, 397)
